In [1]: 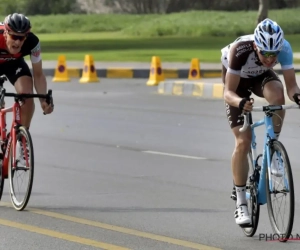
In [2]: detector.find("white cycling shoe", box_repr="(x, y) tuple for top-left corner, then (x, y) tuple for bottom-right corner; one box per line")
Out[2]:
(234, 204), (251, 226)
(271, 156), (284, 177)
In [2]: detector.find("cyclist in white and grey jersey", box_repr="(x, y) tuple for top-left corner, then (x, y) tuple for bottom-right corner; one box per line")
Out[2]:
(221, 18), (300, 227)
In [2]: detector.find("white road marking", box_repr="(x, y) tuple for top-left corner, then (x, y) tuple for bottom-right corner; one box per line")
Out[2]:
(143, 151), (206, 160)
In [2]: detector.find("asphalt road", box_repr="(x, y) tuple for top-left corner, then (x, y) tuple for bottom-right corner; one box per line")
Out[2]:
(0, 78), (299, 250)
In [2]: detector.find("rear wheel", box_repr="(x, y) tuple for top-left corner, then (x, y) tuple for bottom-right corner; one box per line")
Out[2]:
(9, 126), (34, 211)
(242, 151), (260, 237)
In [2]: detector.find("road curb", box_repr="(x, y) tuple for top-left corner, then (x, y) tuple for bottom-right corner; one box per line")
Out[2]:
(157, 81), (294, 104)
(41, 68), (300, 79)
(43, 68), (222, 78)
(158, 81), (224, 98)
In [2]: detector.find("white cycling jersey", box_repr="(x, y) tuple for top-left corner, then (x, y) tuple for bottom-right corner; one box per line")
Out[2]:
(221, 34), (294, 78)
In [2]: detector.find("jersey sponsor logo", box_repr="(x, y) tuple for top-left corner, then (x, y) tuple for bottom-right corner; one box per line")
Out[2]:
(0, 52), (21, 63)
(31, 43), (41, 57)
(236, 47), (252, 57)
(15, 67), (22, 75)
(243, 69), (267, 75)
(236, 44), (252, 51)
(0, 57), (17, 61)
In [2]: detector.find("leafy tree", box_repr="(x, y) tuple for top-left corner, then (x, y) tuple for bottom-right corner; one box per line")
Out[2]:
(0, 0), (78, 16)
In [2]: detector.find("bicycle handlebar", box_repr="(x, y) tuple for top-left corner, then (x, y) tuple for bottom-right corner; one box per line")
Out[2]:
(0, 75), (54, 115)
(239, 104), (300, 132)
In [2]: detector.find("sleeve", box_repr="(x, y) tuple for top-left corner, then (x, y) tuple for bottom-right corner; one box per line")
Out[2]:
(30, 35), (42, 64)
(227, 42), (251, 76)
(278, 40), (293, 70)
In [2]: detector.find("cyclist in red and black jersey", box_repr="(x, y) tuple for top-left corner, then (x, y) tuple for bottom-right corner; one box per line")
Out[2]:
(0, 13), (53, 128)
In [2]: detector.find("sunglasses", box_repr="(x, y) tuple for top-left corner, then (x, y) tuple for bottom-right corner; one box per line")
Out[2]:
(8, 33), (27, 42)
(259, 50), (280, 58)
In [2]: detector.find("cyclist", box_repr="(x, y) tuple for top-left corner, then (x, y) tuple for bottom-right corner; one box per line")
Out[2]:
(220, 18), (300, 226)
(0, 13), (53, 126)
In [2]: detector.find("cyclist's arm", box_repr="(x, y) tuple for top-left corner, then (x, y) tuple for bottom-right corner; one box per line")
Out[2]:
(32, 60), (47, 103)
(30, 42), (48, 103)
(223, 42), (249, 108)
(282, 69), (300, 101)
(224, 72), (242, 107)
(278, 40), (300, 102)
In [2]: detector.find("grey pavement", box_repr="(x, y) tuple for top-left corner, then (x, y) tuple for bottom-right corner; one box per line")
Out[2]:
(0, 78), (299, 250)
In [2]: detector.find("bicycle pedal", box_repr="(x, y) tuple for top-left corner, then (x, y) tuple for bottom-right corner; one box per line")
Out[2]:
(230, 194), (237, 201)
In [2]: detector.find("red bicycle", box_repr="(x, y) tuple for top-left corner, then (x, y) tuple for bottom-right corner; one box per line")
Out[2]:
(0, 75), (53, 211)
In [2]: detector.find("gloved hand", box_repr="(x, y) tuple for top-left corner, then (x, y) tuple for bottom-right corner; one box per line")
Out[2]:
(239, 97), (253, 112)
(292, 93), (300, 105)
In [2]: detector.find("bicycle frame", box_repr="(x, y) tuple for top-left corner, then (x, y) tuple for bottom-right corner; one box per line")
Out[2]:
(248, 113), (277, 205)
(0, 100), (22, 178)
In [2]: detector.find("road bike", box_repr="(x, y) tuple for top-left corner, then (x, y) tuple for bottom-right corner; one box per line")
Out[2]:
(0, 75), (53, 211)
(231, 103), (296, 242)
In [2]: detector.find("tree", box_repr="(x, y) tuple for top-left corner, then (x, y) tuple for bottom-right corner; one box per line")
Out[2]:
(257, 0), (269, 24)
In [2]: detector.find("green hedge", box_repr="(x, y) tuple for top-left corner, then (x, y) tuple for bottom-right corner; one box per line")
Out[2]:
(1, 9), (300, 36)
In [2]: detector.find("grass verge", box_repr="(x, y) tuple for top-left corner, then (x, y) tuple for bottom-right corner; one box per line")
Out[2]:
(37, 33), (300, 62)
(2, 9), (300, 36)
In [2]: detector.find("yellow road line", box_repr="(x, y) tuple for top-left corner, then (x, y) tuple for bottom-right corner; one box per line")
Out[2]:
(1, 202), (221, 250)
(29, 208), (221, 250)
(0, 218), (130, 250)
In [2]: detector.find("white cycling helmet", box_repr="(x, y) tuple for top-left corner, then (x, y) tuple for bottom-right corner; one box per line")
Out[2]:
(254, 18), (284, 52)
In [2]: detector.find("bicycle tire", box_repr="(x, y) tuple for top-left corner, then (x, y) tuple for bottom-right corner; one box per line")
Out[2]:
(8, 126), (34, 211)
(266, 140), (294, 242)
(242, 151), (260, 237)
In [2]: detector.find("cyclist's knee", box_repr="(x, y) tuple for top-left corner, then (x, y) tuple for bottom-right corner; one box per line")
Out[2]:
(22, 98), (35, 107)
(263, 81), (285, 105)
(232, 128), (251, 154)
(14, 76), (34, 94)
(235, 136), (251, 154)
(269, 91), (285, 105)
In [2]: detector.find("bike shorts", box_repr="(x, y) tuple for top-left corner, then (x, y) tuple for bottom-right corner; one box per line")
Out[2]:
(222, 66), (282, 129)
(0, 59), (32, 85)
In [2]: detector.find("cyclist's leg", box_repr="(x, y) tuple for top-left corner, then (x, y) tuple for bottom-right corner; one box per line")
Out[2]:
(5, 59), (34, 129)
(251, 70), (285, 176)
(223, 66), (252, 225)
(252, 69), (285, 137)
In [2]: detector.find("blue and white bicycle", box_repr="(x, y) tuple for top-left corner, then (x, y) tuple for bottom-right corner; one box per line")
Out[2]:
(233, 103), (297, 242)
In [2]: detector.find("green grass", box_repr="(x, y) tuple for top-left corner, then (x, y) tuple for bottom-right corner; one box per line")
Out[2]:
(2, 9), (300, 36)
(37, 33), (300, 62)
(38, 33), (232, 62)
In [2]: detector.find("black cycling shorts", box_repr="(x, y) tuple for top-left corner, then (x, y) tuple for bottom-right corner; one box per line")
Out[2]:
(222, 66), (282, 129)
(0, 58), (32, 85)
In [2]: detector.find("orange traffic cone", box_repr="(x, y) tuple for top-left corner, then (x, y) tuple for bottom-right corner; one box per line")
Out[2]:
(79, 55), (99, 83)
(52, 55), (70, 82)
(188, 58), (201, 80)
(146, 56), (165, 86)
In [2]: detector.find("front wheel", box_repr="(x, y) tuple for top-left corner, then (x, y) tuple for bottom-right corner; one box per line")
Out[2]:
(266, 140), (294, 242)
(9, 126), (34, 211)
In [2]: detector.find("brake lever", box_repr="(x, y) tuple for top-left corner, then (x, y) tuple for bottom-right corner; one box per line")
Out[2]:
(239, 112), (249, 132)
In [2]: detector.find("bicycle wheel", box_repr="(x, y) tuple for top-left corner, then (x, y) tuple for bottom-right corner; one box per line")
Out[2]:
(266, 140), (294, 242)
(8, 126), (34, 211)
(242, 151), (260, 237)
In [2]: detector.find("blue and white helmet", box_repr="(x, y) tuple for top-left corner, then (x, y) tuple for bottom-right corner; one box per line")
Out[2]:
(254, 18), (284, 52)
